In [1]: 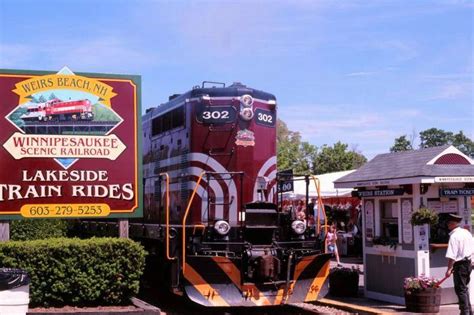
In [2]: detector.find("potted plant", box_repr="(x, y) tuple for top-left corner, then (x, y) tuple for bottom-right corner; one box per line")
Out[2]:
(410, 207), (439, 226)
(372, 236), (398, 249)
(328, 266), (359, 297)
(403, 274), (441, 313)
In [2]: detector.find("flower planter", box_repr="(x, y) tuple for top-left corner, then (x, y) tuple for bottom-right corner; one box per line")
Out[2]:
(328, 268), (359, 297)
(373, 244), (396, 252)
(404, 288), (441, 313)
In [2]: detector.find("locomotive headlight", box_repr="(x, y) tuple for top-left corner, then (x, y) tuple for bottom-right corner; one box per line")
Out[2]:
(240, 107), (254, 121)
(240, 94), (254, 107)
(291, 220), (306, 235)
(214, 220), (231, 236)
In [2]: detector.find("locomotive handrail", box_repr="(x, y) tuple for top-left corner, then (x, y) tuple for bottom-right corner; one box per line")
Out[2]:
(311, 176), (328, 252)
(160, 172), (175, 261)
(182, 171), (206, 273)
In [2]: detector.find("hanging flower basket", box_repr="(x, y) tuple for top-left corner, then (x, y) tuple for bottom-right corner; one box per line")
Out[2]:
(410, 207), (438, 226)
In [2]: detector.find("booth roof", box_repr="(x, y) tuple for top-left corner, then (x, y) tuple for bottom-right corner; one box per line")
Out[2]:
(334, 145), (474, 188)
(285, 170), (356, 198)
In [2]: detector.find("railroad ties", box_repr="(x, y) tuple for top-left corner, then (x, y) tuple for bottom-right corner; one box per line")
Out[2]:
(22, 120), (118, 135)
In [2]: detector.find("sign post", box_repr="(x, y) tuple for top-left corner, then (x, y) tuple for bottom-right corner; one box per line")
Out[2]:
(0, 68), (142, 221)
(0, 221), (9, 242)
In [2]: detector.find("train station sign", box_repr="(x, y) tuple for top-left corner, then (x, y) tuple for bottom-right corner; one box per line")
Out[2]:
(353, 188), (405, 198)
(0, 68), (142, 219)
(440, 188), (474, 196)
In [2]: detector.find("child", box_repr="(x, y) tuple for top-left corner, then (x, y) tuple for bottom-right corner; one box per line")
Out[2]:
(326, 224), (341, 266)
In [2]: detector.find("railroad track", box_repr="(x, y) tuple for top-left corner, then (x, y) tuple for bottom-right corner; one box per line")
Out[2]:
(23, 120), (118, 126)
(138, 284), (354, 315)
(21, 120), (119, 135)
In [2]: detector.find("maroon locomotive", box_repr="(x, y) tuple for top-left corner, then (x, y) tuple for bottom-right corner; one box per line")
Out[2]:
(136, 82), (331, 307)
(20, 98), (94, 122)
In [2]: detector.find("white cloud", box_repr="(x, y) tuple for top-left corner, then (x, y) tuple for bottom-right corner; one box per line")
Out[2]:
(390, 109), (422, 118)
(0, 44), (34, 68)
(0, 37), (159, 72)
(346, 71), (377, 77)
(373, 39), (419, 62)
(422, 73), (472, 80)
(430, 82), (472, 100)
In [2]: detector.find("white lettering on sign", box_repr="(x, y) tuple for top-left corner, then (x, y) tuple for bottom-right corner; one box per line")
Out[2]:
(435, 177), (474, 183)
(355, 180), (392, 187)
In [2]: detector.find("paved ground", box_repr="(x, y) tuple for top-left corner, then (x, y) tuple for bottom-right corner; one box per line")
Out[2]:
(319, 256), (462, 314)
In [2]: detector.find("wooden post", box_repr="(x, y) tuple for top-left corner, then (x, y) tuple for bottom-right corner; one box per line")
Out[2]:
(118, 219), (129, 238)
(0, 221), (10, 242)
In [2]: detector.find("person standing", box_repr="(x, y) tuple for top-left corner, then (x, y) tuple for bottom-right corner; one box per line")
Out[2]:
(445, 214), (474, 315)
(326, 224), (341, 266)
(348, 220), (362, 257)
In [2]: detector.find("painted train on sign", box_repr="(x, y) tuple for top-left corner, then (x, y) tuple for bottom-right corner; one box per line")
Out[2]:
(20, 98), (94, 122)
(134, 82), (331, 306)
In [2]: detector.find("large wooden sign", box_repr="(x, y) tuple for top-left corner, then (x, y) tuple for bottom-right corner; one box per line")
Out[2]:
(0, 68), (142, 219)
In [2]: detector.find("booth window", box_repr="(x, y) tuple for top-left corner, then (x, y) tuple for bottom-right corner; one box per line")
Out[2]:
(380, 200), (399, 241)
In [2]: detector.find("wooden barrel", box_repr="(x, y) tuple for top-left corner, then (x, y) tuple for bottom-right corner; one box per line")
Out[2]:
(405, 288), (441, 313)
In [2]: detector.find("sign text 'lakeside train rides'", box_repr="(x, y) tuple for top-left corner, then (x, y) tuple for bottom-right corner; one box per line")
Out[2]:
(0, 68), (142, 219)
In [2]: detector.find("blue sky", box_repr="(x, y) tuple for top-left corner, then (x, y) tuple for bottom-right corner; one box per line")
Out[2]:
(0, 0), (472, 158)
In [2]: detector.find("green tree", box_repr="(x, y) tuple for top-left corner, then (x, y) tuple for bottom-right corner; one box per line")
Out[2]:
(392, 128), (473, 157)
(312, 142), (367, 174)
(49, 93), (57, 100)
(92, 103), (120, 122)
(8, 107), (27, 127)
(452, 131), (474, 157)
(277, 119), (317, 174)
(390, 135), (413, 152)
(38, 95), (47, 103)
(419, 128), (454, 148)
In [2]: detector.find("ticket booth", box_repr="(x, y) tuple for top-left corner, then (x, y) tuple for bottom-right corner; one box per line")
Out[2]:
(335, 145), (474, 304)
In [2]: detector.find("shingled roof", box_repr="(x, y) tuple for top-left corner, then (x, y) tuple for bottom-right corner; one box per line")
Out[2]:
(335, 145), (474, 187)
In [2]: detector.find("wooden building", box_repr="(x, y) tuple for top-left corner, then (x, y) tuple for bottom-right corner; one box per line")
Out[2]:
(335, 145), (474, 304)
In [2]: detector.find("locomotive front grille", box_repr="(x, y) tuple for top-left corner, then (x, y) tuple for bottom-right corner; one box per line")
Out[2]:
(245, 209), (278, 228)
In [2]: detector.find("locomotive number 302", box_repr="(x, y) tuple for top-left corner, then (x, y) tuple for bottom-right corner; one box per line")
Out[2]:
(257, 112), (273, 124)
(202, 110), (230, 120)
(254, 108), (275, 127)
(198, 106), (236, 124)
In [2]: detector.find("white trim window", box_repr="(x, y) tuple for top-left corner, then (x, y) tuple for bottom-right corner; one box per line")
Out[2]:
(380, 199), (399, 241)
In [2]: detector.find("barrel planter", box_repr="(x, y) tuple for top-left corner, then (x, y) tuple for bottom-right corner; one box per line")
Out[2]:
(404, 288), (441, 313)
(328, 267), (359, 297)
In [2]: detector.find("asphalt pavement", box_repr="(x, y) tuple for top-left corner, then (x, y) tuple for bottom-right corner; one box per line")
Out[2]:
(319, 256), (462, 314)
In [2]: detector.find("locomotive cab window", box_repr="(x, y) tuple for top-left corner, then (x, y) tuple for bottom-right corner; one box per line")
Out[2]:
(152, 106), (185, 136)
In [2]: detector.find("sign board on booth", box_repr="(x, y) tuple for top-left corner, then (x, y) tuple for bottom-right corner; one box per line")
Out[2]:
(440, 188), (474, 196)
(353, 188), (405, 198)
(0, 68), (142, 219)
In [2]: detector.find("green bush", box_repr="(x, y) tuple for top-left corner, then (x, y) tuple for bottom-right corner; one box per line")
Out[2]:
(11, 219), (69, 241)
(0, 237), (146, 307)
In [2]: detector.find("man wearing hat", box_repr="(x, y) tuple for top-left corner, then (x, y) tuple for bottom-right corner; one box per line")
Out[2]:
(445, 213), (474, 315)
